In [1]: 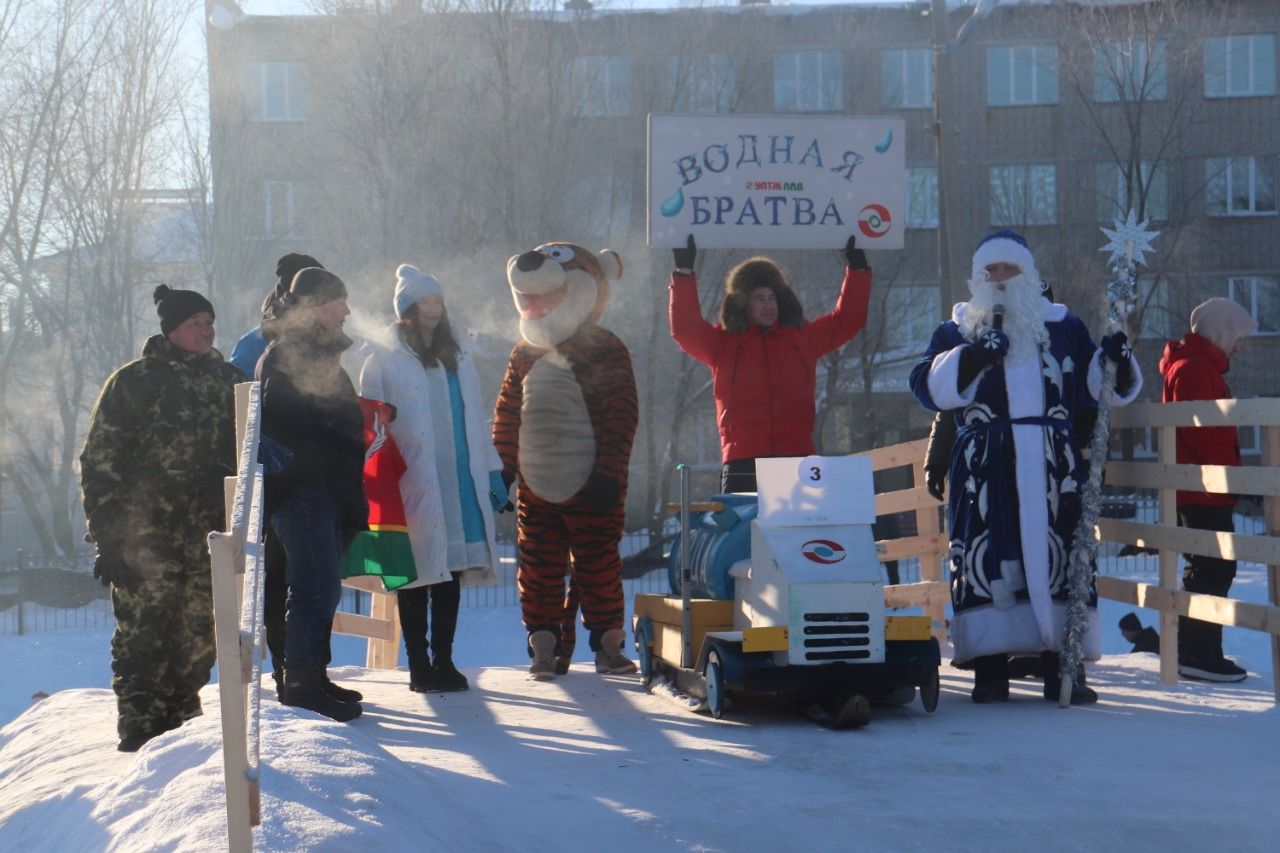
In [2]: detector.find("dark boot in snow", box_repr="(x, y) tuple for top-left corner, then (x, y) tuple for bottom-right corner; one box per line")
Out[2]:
(1041, 652), (1098, 704)
(180, 694), (203, 721)
(284, 666), (362, 722)
(555, 656), (572, 676)
(433, 659), (470, 692)
(971, 654), (1009, 703)
(323, 673), (363, 703)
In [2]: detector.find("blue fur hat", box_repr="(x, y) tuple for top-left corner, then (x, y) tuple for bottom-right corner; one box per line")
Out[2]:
(394, 264), (443, 319)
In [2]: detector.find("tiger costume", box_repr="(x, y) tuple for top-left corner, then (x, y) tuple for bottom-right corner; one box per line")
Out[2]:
(493, 242), (639, 680)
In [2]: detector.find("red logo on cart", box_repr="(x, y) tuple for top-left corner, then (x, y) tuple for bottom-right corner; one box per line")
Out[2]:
(801, 539), (846, 564)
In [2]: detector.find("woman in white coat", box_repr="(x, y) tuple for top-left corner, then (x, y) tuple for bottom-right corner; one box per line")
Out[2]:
(359, 264), (506, 692)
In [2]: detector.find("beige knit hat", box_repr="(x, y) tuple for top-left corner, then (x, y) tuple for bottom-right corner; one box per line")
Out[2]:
(1190, 297), (1257, 355)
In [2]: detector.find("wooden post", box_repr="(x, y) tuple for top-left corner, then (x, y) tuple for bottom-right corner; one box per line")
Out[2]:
(1263, 425), (1280, 703)
(209, 531), (253, 853)
(914, 456), (947, 647)
(1156, 424), (1179, 685)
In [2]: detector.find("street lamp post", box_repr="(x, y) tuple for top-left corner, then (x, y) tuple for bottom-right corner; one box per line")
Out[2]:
(930, 0), (999, 319)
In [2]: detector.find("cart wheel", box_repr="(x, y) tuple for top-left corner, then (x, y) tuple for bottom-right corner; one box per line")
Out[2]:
(705, 649), (725, 720)
(920, 666), (940, 713)
(634, 619), (654, 686)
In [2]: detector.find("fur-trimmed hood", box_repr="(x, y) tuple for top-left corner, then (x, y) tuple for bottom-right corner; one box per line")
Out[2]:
(719, 258), (804, 333)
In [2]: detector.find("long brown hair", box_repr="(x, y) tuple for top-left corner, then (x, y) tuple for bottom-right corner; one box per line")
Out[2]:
(399, 303), (460, 372)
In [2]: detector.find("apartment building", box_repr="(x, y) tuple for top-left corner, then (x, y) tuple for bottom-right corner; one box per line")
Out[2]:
(207, 0), (1278, 479)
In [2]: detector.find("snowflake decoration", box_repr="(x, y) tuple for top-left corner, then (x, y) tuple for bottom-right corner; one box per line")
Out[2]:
(1100, 209), (1159, 268)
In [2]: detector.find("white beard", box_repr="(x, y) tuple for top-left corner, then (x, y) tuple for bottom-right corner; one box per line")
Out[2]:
(963, 274), (1049, 365)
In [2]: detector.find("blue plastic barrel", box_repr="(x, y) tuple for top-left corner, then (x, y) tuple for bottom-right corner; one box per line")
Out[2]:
(666, 494), (758, 600)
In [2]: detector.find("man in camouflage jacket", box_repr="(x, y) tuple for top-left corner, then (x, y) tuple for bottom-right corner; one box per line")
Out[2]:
(80, 285), (242, 752)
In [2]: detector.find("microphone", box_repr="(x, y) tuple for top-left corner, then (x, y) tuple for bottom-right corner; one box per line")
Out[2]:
(992, 303), (1005, 332)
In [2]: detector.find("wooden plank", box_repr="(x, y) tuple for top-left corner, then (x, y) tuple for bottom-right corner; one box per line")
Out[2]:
(884, 580), (948, 610)
(1263, 425), (1280, 704)
(332, 611), (398, 644)
(1104, 461), (1280, 497)
(1096, 576), (1280, 636)
(342, 575), (391, 594)
(1157, 425), (1179, 685)
(1110, 397), (1280, 429)
(875, 486), (942, 515)
(1096, 518), (1280, 566)
(208, 532), (254, 853)
(365, 589), (400, 669)
(865, 439), (930, 471)
(878, 533), (948, 562)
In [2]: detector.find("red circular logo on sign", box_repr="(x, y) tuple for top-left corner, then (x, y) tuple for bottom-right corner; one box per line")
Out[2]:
(801, 539), (847, 564)
(858, 204), (892, 239)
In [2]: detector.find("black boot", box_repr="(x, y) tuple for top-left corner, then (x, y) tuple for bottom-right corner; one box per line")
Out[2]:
(272, 670), (287, 703)
(323, 674), (363, 703)
(433, 658), (469, 692)
(1041, 652), (1098, 704)
(283, 666), (362, 722)
(971, 654), (1009, 704)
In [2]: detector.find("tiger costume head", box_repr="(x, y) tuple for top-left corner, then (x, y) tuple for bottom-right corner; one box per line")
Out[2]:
(506, 242), (623, 348)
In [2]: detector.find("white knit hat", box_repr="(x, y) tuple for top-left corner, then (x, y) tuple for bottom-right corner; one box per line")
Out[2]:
(1191, 297), (1257, 355)
(393, 263), (443, 319)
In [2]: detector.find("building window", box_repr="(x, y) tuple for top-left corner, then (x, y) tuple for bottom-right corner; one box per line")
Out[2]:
(567, 56), (631, 117)
(1227, 276), (1279, 334)
(881, 48), (933, 109)
(883, 284), (940, 351)
(671, 54), (737, 113)
(1205, 156), (1277, 216)
(263, 181), (296, 239)
(989, 164), (1057, 226)
(1134, 276), (1175, 341)
(907, 167), (938, 229)
(1095, 40), (1167, 102)
(1096, 161), (1169, 222)
(1204, 34), (1277, 98)
(242, 62), (308, 122)
(774, 51), (842, 113)
(987, 45), (1058, 106)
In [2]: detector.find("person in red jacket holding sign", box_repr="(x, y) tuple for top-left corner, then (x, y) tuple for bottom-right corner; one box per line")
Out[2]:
(668, 234), (872, 492)
(1159, 297), (1257, 683)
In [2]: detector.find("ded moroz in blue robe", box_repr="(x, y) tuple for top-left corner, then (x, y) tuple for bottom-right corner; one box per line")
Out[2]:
(909, 300), (1142, 664)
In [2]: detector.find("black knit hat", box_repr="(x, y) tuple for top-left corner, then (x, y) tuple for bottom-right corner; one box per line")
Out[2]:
(264, 253), (323, 314)
(154, 284), (215, 335)
(1118, 612), (1142, 633)
(288, 267), (347, 307)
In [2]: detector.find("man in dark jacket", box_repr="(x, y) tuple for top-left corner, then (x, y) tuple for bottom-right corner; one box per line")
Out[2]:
(259, 266), (368, 720)
(81, 285), (242, 751)
(668, 234), (872, 493)
(1159, 297), (1256, 683)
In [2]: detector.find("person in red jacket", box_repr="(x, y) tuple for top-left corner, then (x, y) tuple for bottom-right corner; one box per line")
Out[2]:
(668, 234), (872, 493)
(1159, 296), (1257, 683)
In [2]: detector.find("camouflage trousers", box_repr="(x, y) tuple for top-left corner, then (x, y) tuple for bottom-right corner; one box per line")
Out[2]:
(109, 531), (215, 742)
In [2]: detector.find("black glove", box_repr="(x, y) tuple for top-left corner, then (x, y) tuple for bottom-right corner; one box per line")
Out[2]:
(672, 234), (697, 271)
(957, 329), (1009, 390)
(581, 474), (621, 510)
(93, 544), (136, 589)
(843, 234), (869, 270)
(925, 468), (947, 503)
(1099, 331), (1135, 395)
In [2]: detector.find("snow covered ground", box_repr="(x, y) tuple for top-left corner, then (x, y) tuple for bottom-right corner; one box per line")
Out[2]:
(1, 571), (1277, 852)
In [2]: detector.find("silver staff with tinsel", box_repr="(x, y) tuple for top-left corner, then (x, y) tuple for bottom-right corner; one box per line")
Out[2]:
(1059, 210), (1159, 707)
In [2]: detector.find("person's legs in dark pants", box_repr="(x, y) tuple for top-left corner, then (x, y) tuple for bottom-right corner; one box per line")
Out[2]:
(1177, 504), (1245, 681)
(430, 576), (467, 691)
(721, 459), (757, 494)
(263, 529), (288, 693)
(397, 584), (435, 691)
(271, 487), (361, 721)
(970, 654), (1009, 704)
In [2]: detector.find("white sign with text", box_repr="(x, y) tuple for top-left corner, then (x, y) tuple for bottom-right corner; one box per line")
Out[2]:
(647, 114), (906, 250)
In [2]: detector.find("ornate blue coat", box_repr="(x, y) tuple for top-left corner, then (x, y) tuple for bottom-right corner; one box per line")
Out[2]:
(909, 301), (1142, 663)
